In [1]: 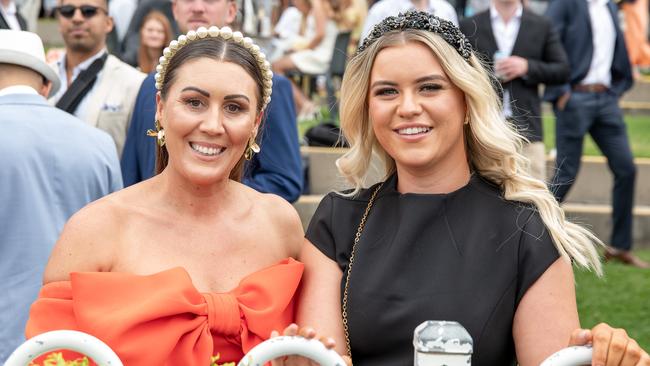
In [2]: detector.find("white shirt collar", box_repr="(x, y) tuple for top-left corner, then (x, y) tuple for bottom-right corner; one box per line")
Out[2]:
(0, 85), (40, 97)
(586, 0), (609, 6)
(57, 48), (108, 82)
(0, 0), (17, 15)
(489, 2), (523, 22)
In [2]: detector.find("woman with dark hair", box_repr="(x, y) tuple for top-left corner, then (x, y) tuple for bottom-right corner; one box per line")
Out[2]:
(25, 27), (305, 365)
(137, 11), (173, 73)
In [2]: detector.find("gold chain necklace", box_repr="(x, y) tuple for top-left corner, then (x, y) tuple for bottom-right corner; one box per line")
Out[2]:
(341, 182), (384, 359)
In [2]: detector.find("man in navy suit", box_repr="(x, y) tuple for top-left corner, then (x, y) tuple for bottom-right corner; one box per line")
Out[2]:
(120, 0), (303, 202)
(545, 0), (648, 268)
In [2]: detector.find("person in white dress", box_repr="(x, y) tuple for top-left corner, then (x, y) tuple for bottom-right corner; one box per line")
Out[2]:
(272, 0), (338, 119)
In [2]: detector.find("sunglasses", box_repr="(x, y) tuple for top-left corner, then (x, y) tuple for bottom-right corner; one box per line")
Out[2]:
(55, 5), (107, 19)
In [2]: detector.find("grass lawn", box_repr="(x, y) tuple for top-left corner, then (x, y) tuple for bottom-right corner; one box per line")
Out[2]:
(543, 114), (650, 158)
(575, 249), (650, 350)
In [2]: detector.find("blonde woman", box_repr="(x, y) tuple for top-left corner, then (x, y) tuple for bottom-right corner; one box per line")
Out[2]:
(296, 11), (650, 366)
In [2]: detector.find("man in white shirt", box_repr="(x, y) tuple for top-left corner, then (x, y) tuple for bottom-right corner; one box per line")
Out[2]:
(51, 0), (145, 156)
(0, 0), (27, 30)
(360, 0), (458, 42)
(460, 0), (570, 180)
(545, 0), (647, 268)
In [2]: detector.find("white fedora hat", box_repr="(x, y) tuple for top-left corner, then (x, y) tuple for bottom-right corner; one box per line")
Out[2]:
(0, 30), (61, 95)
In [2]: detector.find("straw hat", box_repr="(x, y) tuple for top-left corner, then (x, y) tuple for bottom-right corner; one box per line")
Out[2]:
(0, 30), (61, 95)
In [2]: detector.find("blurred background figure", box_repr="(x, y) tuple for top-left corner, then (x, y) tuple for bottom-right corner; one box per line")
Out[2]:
(109, 0), (137, 45)
(545, 0), (648, 268)
(50, 0), (145, 156)
(463, 0), (490, 15)
(460, 0), (569, 181)
(272, 0), (338, 119)
(0, 29), (122, 364)
(13, 0), (37, 30)
(620, 0), (650, 76)
(120, 0), (179, 67)
(274, 3), (302, 38)
(269, 3), (303, 61)
(137, 10), (173, 72)
(328, 0), (367, 49)
(0, 0), (27, 29)
(524, 0), (548, 14)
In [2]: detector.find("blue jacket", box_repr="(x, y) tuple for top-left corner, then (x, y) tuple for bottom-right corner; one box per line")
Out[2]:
(543, 0), (633, 102)
(120, 73), (303, 202)
(0, 93), (122, 362)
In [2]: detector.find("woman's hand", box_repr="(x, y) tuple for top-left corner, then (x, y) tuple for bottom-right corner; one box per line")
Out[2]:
(270, 324), (351, 366)
(569, 323), (650, 365)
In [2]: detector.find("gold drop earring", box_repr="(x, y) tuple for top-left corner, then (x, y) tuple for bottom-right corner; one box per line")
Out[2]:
(245, 136), (261, 160)
(146, 119), (166, 147)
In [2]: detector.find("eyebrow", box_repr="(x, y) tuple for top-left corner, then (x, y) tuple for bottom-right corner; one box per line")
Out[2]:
(181, 86), (210, 97)
(370, 74), (448, 89)
(224, 94), (250, 103)
(415, 75), (448, 83)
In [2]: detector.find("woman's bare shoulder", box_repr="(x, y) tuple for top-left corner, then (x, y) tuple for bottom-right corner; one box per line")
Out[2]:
(63, 183), (146, 235)
(43, 185), (149, 283)
(244, 187), (304, 257)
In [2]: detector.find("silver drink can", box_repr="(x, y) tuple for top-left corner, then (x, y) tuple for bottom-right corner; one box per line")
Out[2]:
(413, 321), (473, 366)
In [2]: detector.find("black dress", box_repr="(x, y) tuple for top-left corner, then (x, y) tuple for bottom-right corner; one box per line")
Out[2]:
(305, 173), (560, 366)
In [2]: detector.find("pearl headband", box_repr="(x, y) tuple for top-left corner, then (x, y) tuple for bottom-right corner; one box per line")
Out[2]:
(154, 26), (274, 109)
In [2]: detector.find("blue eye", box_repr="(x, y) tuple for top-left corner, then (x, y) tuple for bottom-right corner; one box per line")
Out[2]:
(375, 88), (398, 96)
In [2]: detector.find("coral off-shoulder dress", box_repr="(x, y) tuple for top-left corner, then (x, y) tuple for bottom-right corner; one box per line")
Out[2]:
(25, 258), (303, 365)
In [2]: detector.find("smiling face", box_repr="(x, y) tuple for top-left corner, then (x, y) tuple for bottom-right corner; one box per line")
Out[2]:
(368, 41), (468, 176)
(141, 17), (167, 49)
(156, 58), (260, 185)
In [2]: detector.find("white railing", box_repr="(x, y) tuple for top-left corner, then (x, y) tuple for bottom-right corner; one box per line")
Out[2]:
(4, 330), (122, 366)
(3, 330), (592, 366)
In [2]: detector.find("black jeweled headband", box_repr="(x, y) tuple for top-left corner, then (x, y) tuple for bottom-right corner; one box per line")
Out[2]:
(357, 10), (473, 62)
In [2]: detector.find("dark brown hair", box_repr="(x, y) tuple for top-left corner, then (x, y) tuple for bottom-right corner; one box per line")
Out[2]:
(156, 36), (266, 181)
(138, 11), (174, 73)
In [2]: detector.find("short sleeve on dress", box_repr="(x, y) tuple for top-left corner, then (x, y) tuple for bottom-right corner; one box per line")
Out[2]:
(305, 194), (337, 261)
(516, 211), (561, 305)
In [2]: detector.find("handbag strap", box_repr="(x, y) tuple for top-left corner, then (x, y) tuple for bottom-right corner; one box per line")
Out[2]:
(55, 52), (109, 114)
(341, 182), (384, 359)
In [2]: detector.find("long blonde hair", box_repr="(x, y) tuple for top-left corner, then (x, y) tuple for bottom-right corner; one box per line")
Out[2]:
(337, 29), (603, 274)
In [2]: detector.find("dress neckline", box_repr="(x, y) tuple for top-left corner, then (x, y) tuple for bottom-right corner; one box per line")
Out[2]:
(380, 172), (479, 198)
(65, 257), (301, 295)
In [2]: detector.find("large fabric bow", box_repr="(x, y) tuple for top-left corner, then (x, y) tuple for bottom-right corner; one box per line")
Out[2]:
(26, 258), (304, 365)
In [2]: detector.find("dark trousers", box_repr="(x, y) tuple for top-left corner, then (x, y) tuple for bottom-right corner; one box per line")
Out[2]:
(551, 91), (636, 250)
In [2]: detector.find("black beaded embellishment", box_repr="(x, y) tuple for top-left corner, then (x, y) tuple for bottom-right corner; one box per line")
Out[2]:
(357, 10), (473, 62)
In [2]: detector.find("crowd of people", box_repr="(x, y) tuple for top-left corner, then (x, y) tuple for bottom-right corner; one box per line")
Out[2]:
(1, 0), (650, 364)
